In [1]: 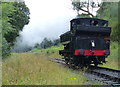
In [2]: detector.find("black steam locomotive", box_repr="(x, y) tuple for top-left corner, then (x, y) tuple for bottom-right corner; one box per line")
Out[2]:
(59, 18), (111, 67)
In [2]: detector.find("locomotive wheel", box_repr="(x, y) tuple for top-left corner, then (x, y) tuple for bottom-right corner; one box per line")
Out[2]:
(68, 57), (76, 69)
(65, 59), (69, 65)
(80, 57), (85, 68)
(93, 57), (99, 66)
(94, 63), (98, 66)
(94, 61), (98, 66)
(64, 56), (70, 65)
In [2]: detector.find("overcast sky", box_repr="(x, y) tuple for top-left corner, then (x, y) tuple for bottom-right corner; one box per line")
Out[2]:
(17, 0), (77, 47)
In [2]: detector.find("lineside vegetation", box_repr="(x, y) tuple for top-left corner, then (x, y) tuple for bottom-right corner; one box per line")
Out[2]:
(3, 53), (88, 85)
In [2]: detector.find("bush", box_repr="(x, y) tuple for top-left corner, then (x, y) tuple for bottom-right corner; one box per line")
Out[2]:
(2, 38), (11, 58)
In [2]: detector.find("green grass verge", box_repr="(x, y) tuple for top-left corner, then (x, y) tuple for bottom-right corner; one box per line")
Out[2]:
(100, 42), (119, 69)
(3, 53), (88, 85)
(32, 44), (64, 58)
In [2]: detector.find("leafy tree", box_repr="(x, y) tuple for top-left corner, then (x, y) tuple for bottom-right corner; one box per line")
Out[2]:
(34, 43), (41, 49)
(34, 38), (60, 49)
(72, 0), (100, 17)
(3, 2), (30, 46)
(97, 2), (119, 42)
(2, 1), (30, 58)
(2, 38), (11, 57)
(53, 39), (60, 46)
(40, 38), (53, 49)
(77, 13), (90, 18)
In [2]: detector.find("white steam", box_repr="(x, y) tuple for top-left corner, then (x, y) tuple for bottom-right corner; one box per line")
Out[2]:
(12, 0), (76, 52)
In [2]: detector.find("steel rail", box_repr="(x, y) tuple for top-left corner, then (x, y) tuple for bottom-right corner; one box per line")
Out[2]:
(87, 66), (120, 86)
(50, 58), (120, 86)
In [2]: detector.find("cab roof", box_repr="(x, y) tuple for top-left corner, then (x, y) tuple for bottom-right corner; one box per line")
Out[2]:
(71, 18), (108, 23)
(70, 18), (108, 26)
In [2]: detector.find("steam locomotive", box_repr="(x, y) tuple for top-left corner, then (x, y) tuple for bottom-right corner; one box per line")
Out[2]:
(59, 18), (111, 67)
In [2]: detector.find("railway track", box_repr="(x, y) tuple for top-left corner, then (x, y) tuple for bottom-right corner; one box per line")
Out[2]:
(87, 66), (120, 86)
(50, 58), (120, 86)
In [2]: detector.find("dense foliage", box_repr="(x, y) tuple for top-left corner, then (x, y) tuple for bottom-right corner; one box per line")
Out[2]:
(97, 2), (119, 42)
(34, 38), (60, 49)
(72, 0), (100, 17)
(2, 1), (30, 58)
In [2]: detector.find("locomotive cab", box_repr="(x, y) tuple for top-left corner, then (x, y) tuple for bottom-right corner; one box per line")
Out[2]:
(59, 18), (111, 67)
(70, 18), (108, 30)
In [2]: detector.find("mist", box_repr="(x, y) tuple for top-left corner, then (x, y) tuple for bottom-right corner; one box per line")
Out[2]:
(12, 0), (77, 52)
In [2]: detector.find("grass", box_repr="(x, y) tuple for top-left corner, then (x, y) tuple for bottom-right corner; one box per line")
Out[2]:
(100, 42), (119, 69)
(3, 53), (88, 85)
(32, 44), (64, 58)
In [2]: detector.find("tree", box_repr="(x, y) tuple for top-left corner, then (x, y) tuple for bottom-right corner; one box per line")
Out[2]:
(34, 43), (41, 48)
(53, 39), (60, 46)
(40, 38), (53, 49)
(2, 1), (30, 58)
(71, 0), (101, 17)
(3, 2), (30, 46)
(34, 38), (60, 49)
(97, 2), (119, 42)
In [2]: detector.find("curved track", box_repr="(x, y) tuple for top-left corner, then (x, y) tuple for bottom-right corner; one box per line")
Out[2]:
(87, 66), (120, 86)
(50, 58), (120, 86)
